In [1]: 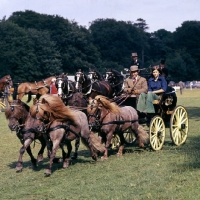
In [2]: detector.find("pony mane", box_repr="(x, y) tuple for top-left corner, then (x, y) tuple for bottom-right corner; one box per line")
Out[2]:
(31, 94), (77, 123)
(94, 95), (120, 114)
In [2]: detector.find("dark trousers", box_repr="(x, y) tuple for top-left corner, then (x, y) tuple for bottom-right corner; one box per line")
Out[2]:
(121, 97), (136, 109)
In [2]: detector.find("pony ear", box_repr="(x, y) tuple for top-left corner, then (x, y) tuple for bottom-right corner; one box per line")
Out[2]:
(41, 98), (47, 104)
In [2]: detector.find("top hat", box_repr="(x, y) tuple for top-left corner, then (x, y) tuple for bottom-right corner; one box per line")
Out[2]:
(131, 53), (138, 57)
(130, 65), (139, 72)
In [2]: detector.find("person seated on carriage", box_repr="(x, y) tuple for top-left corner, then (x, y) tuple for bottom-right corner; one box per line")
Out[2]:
(137, 65), (167, 114)
(123, 65), (148, 108)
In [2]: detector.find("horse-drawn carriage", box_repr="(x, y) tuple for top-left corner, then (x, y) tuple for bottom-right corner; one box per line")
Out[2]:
(56, 68), (189, 155)
(4, 68), (189, 174)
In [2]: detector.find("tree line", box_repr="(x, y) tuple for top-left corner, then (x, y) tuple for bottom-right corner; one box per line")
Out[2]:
(0, 10), (200, 82)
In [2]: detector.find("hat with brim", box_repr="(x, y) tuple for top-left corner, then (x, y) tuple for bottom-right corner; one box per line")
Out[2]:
(130, 65), (139, 72)
(132, 53), (138, 57)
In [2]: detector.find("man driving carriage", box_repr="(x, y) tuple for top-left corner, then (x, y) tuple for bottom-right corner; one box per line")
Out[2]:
(123, 65), (147, 108)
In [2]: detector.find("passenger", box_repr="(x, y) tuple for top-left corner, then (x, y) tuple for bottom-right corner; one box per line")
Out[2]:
(137, 65), (167, 113)
(123, 65), (147, 108)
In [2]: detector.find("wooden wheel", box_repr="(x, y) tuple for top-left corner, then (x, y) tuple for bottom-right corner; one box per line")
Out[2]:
(149, 116), (166, 151)
(111, 134), (121, 149)
(170, 106), (188, 146)
(123, 128), (136, 144)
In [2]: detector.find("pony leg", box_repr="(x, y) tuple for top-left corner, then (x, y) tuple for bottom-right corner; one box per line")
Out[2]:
(63, 141), (72, 168)
(117, 134), (125, 156)
(16, 138), (33, 172)
(26, 146), (37, 167)
(37, 137), (46, 162)
(45, 140), (60, 176)
(71, 137), (80, 159)
(18, 137), (37, 168)
(101, 132), (113, 161)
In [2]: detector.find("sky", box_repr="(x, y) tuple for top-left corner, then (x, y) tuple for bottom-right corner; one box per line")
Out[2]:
(0, 0), (200, 32)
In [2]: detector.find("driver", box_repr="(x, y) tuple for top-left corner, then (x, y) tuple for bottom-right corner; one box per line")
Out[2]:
(123, 65), (147, 108)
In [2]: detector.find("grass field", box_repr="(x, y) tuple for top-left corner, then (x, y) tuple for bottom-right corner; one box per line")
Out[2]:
(0, 89), (200, 200)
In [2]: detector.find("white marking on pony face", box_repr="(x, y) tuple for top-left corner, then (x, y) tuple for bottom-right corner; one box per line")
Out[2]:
(88, 73), (93, 80)
(105, 74), (109, 80)
(57, 79), (63, 96)
(75, 73), (81, 89)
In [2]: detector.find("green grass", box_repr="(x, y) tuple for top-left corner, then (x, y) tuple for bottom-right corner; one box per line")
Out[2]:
(0, 89), (200, 200)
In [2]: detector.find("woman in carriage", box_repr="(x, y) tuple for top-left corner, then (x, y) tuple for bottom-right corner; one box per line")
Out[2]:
(137, 65), (167, 114)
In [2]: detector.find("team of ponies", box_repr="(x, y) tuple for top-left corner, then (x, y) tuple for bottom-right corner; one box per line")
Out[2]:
(3, 70), (150, 175)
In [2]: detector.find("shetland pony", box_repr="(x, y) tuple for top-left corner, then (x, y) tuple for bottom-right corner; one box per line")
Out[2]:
(4, 99), (46, 171)
(12, 76), (56, 102)
(29, 94), (105, 175)
(87, 95), (149, 160)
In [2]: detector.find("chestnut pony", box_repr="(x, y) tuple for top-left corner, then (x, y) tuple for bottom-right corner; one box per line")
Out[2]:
(87, 95), (149, 160)
(5, 99), (46, 172)
(13, 76), (56, 103)
(29, 94), (105, 175)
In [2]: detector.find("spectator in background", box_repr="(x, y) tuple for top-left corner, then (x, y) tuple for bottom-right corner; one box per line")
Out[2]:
(179, 81), (184, 95)
(130, 52), (142, 69)
(50, 78), (58, 96)
(190, 82), (193, 90)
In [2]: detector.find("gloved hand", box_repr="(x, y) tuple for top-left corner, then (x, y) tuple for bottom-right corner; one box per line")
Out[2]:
(133, 89), (138, 95)
(125, 88), (132, 93)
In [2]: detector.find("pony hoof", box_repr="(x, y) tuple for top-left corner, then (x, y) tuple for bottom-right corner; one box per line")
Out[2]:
(16, 167), (23, 172)
(44, 169), (51, 176)
(37, 154), (44, 162)
(63, 162), (69, 168)
(16, 163), (23, 172)
(92, 155), (97, 161)
(101, 156), (108, 161)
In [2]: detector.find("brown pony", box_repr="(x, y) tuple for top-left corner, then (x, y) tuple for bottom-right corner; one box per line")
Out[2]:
(4, 99), (46, 171)
(29, 94), (105, 175)
(0, 74), (13, 92)
(87, 95), (149, 160)
(13, 76), (56, 102)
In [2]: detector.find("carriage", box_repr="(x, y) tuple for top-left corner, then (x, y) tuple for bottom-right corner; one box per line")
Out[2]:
(110, 93), (189, 151)
(108, 73), (189, 151)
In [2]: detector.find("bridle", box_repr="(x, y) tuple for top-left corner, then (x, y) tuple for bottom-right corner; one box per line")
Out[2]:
(87, 99), (110, 130)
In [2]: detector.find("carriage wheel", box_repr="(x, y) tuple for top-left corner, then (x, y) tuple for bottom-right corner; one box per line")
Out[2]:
(149, 116), (166, 151)
(170, 106), (188, 146)
(123, 129), (136, 144)
(111, 134), (121, 149)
